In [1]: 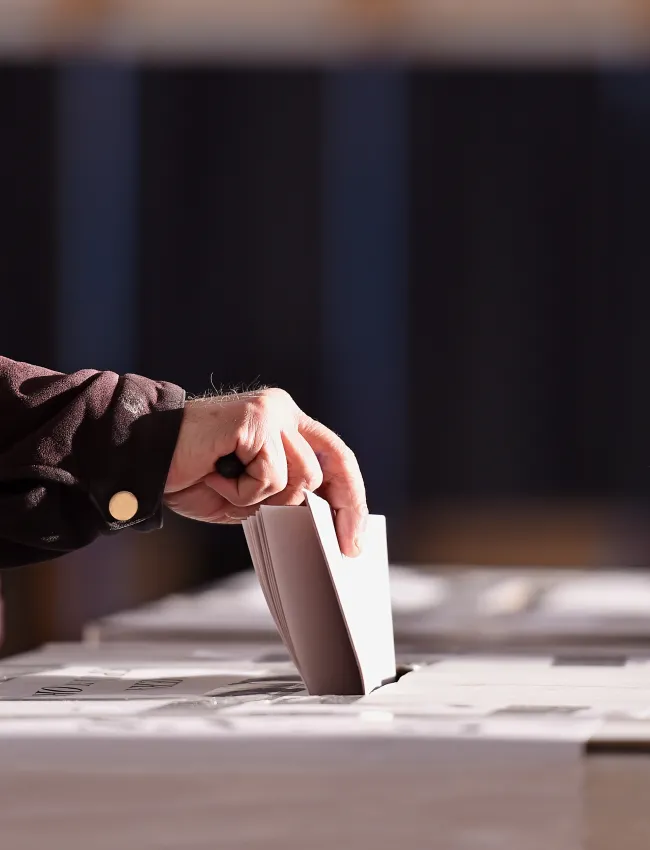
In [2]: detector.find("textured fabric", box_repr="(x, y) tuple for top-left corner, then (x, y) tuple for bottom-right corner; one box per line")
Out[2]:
(0, 356), (185, 569)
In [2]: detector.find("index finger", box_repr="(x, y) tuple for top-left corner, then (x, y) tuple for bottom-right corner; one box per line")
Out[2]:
(298, 415), (368, 557)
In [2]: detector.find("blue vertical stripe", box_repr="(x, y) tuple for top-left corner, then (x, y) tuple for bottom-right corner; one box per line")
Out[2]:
(55, 62), (139, 631)
(323, 68), (409, 517)
(57, 62), (138, 375)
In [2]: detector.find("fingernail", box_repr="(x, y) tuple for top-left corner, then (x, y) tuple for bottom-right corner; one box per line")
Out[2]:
(351, 509), (369, 554)
(353, 530), (366, 556)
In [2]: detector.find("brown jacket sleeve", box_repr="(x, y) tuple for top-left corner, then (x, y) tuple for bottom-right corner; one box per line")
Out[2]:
(0, 356), (185, 569)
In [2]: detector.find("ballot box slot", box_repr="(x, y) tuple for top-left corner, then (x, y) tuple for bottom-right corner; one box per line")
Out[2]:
(587, 740), (650, 755)
(394, 663), (417, 681)
(371, 663), (417, 693)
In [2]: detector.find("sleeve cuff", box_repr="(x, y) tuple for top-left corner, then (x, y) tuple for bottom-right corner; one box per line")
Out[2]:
(90, 376), (186, 534)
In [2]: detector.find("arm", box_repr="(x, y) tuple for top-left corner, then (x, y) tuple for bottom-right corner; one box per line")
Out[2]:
(0, 356), (368, 571)
(0, 356), (185, 569)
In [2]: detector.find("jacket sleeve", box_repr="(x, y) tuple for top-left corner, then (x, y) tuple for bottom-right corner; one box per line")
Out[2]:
(0, 356), (185, 569)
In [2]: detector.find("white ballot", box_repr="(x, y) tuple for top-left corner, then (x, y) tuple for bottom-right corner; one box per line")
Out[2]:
(243, 491), (396, 695)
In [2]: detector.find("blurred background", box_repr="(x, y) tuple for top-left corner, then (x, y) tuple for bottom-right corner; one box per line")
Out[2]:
(2, 0), (650, 655)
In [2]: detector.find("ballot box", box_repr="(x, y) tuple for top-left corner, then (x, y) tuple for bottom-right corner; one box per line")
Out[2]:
(1, 646), (650, 849)
(83, 566), (447, 645)
(399, 568), (650, 649)
(84, 566), (650, 652)
(2, 640), (293, 668)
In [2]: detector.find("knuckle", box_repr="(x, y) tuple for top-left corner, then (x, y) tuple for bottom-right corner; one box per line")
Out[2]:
(304, 468), (324, 491)
(265, 472), (287, 497)
(268, 386), (292, 402)
(249, 389), (295, 423)
(324, 428), (350, 458)
(266, 387), (296, 414)
(264, 486), (302, 507)
(290, 487), (307, 505)
(248, 394), (272, 419)
(339, 444), (358, 469)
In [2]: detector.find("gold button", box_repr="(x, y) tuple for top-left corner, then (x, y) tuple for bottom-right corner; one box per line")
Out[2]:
(108, 491), (139, 522)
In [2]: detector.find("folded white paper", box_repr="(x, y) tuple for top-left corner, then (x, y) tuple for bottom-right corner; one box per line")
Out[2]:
(243, 492), (396, 695)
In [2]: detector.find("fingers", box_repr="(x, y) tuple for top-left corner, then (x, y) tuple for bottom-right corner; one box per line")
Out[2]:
(298, 415), (368, 558)
(207, 428), (324, 511)
(166, 483), (258, 524)
(205, 391), (320, 509)
(205, 427), (288, 507)
(168, 389), (368, 556)
(164, 482), (230, 523)
(263, 431), (324, 507)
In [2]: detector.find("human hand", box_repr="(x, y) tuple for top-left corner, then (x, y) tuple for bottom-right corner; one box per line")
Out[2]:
(164, 389), (368, 556)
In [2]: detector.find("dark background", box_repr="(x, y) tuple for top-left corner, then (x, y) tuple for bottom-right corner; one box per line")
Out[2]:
(2, 66), (650, 653)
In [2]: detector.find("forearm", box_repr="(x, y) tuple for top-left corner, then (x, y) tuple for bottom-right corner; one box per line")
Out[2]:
(0, 357), (185, 569)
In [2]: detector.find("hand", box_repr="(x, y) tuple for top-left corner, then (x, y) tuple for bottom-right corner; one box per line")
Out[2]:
(164, 389), (368, 557)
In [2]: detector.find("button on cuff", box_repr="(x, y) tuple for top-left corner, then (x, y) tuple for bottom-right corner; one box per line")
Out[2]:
(108, 491), (139, 522)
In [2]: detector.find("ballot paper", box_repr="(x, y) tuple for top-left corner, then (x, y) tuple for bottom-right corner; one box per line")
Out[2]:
(242, 491), (396, 695)
(0, 663), (302, 701)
